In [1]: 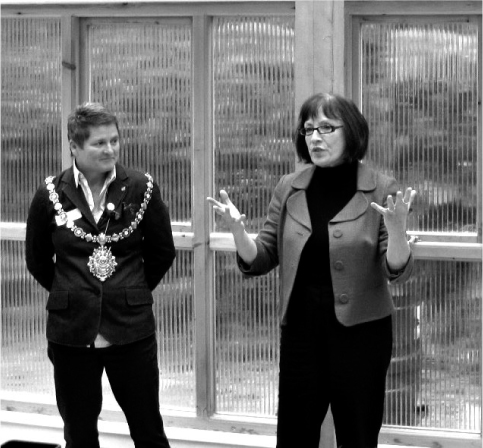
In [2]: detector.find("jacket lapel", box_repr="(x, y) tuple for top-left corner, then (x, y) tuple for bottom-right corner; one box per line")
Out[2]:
(60, 168), (98, 230)
(286, 165), (314, 231)
(331, 162), (377, 223)
(59, 165), (130, 231)
(330, 191), (368, 223)
(97, 164), (129, 228)
(286, 162), (378, 227)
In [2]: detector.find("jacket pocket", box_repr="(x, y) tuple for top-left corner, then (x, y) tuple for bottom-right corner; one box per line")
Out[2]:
(46, 291), (68, 310)
(126, 289), (154, 306)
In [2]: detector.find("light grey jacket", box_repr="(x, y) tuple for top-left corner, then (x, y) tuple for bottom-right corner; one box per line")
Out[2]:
(238, 162), (414, 327)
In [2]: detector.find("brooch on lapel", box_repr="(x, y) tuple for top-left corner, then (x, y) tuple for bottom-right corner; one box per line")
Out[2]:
(122, 202), (140, 219)
(106, 203), (121, 221)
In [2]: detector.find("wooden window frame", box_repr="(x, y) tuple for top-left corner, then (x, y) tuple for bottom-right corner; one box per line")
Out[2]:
(344, 2), (482, 265)
(344, 3), (482, 448)
(0, 0), (295, 437)
(1, 2), (482, 447)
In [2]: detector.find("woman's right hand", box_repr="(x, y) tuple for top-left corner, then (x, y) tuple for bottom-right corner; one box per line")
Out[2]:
(207, 190), (247, 234)
(207, 190), (258, 265)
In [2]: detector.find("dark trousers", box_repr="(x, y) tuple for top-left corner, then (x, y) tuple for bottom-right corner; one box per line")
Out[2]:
(276, 286), (393, 448)
(48, 335), (171, 448)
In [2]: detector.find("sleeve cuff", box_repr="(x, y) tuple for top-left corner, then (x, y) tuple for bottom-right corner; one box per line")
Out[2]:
(385, 252), (414, 283)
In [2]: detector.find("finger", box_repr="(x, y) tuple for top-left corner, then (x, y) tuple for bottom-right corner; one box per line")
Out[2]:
(219, 190), (230, 204)
(206, 197), (223, 209)
(370, 202), (386, 215)
(386, 195), (395, 211)
(409, 189), (417, 205)
(402, 188), (417, 209)
(212, 204), (224, 214)
(395, 190), (405, 204)
(401, 187), (414, 205)
(403, 188), (412, 203)
(214, 206), (231, 218)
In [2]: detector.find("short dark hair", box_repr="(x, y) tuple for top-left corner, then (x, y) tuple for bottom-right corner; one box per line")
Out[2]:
(67, 102), (119, 147)
(293, 93), (369, 164)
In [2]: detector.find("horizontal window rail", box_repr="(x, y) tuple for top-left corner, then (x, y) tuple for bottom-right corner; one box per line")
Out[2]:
(1, 223), (481, 261)
(209, 232), (482, 261)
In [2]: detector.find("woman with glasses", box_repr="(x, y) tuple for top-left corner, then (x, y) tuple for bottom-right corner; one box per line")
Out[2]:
(207, 93), (416, 448)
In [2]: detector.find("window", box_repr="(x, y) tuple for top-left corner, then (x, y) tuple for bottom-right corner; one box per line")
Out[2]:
(212, 16), (294, 414)
(1, 2), (481, 445)
(1, 5), (296, 422)
(1, 17), (63, 403)
(352, 15), (481, 432)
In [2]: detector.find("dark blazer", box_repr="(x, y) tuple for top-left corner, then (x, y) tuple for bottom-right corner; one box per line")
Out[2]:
(238, 162), (414, 327)
(26, 164), (176, 346)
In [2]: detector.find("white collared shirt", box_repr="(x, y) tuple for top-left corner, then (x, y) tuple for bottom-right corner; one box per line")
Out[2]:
(73, 161), (116, 223)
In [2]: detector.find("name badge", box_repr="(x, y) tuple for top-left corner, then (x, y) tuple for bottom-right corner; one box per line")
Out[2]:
(55, 215), (66, 226)
(55, 208), (82, 226)
(66, 208), (82, 221)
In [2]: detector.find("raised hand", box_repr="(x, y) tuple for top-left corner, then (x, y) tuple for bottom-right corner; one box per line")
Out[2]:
(207, 190), (257, 264)
(371, 187), (417, 235)
(207, 190), (247, 234)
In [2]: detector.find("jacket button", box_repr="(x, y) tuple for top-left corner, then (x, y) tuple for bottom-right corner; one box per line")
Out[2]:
(333, 229), (343, 238)
(339, 294), (349, 304)
(334, 261), (344, 270)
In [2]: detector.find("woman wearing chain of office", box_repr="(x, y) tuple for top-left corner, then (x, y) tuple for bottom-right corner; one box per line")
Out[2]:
(208, 93), (416, 448)
(26, 102), (176, 448)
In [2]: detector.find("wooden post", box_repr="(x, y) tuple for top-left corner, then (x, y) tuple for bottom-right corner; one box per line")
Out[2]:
(61, 15), (80, 169)
(295, 2), (345, 447)
(192, 13), (216, 418)
(295, 0), (345, 112)
(295, 0), (345, 176)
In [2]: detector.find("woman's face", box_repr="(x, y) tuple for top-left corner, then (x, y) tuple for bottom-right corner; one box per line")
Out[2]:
(304, 110), (346, 167)
(70, 124), (120, 180)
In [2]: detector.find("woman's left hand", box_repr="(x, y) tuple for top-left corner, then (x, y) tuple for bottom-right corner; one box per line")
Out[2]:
(370, 187), (416, 234)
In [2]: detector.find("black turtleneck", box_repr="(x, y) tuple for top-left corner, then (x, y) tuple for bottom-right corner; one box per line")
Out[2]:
(293, 161), (358, 292)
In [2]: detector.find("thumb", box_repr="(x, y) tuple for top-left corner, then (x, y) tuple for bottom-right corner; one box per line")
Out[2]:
(370, 202), (385, 215)
(220, 190), (231, 204)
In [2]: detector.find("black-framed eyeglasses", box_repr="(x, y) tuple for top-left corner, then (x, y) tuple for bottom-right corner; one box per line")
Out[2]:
(299, 124), (343, 136)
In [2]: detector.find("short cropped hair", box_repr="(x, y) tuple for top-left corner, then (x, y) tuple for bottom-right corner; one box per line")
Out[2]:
(293, 93), (369, 164)
(67, 102), (119, 147)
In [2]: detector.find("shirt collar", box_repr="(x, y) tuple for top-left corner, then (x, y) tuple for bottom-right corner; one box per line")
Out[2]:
(73, 160), (117, 188)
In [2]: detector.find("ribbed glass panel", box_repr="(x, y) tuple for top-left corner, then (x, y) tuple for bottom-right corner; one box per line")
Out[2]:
(87, 21), (192, 223)
(385, 260), (481, 431)
(1, 240), (54, 398)
(1, 18), (62, 222)
(212, 15), (294, 416)
(360, 21), (478, 233)
(213, 16), (295, 234)
(154, 250), (195, 410)
(215, 252), (280, 415)
(1, 246), (195, 410)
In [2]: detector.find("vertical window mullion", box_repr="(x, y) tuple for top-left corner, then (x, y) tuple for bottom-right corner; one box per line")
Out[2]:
(61, 15), (79, 171)
(192, 14), (216, 418)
